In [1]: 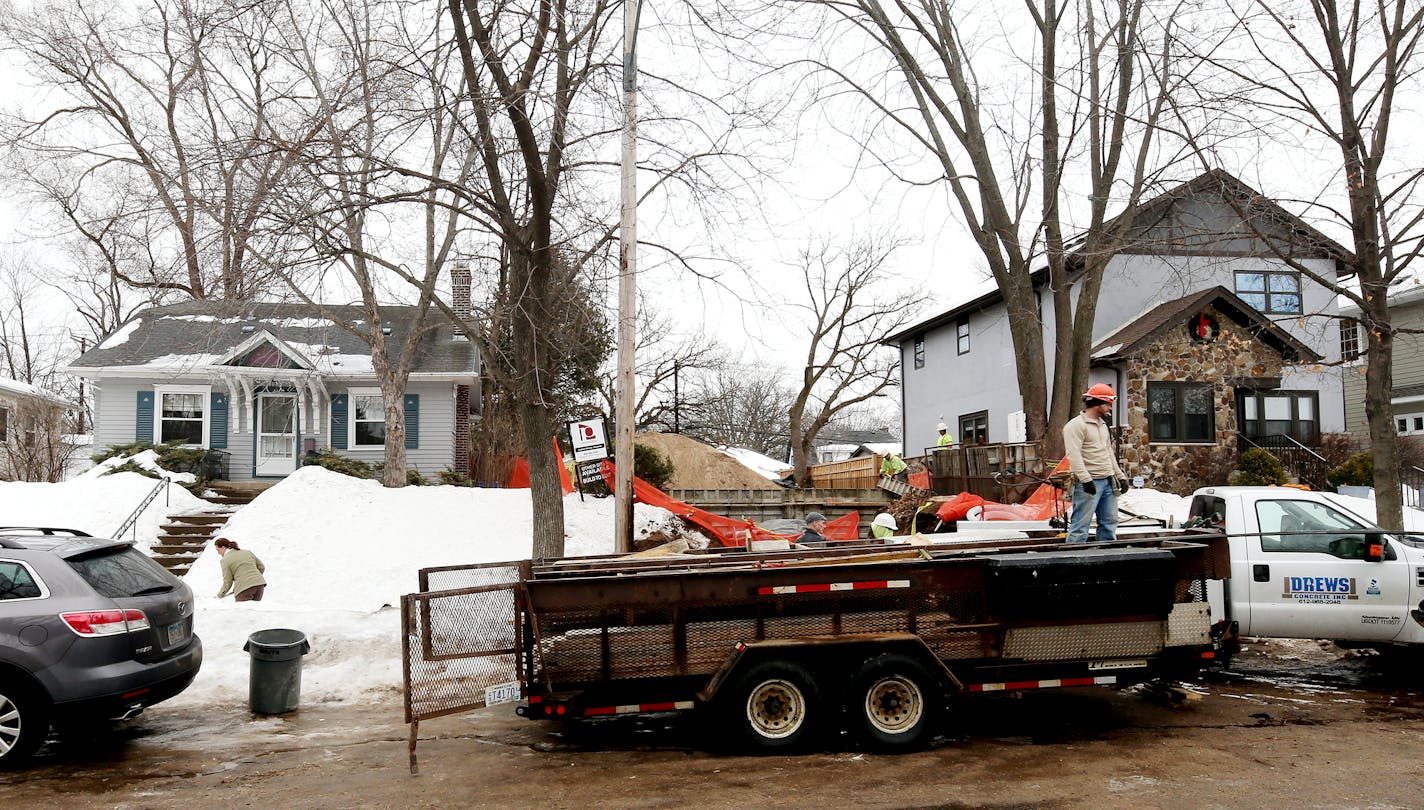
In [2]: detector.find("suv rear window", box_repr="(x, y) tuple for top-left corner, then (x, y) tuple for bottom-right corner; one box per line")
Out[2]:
(67, 547), (176, 598)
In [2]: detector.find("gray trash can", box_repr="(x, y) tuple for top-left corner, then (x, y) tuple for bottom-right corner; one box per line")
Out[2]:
(243, 628), (311, 715)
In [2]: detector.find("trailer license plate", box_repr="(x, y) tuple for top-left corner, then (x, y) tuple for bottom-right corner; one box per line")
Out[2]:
(167, 622), (186, 646)
(485, 681), (520, 706)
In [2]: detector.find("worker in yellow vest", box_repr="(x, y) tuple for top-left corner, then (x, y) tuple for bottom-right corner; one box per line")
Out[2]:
(935, 422), (955, 447)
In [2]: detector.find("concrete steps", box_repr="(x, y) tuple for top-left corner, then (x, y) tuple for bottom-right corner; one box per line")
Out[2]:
(150, 509), (236, 576)
(201, 482), (274, 507)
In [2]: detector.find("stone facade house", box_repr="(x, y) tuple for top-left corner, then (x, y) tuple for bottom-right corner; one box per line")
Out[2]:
(1093, 287), (1320, 492)
(883, 169), (1354, 488)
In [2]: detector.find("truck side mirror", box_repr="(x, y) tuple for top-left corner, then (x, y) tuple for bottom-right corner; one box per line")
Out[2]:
(1364, 538), (1385, 562)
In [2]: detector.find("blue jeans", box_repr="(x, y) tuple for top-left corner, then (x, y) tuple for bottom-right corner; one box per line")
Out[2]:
(1067, 478), (1118, 543)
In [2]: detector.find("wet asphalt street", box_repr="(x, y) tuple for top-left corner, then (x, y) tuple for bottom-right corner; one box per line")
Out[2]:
(3, 639), (1422, 809)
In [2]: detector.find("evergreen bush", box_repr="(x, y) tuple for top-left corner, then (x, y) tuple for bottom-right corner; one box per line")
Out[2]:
(1326, 452), (1374, 490)
(1229, 448), (1288, 486)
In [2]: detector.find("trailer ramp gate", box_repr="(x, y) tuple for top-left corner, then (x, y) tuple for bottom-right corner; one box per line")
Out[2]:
(402, 561), (526, 774)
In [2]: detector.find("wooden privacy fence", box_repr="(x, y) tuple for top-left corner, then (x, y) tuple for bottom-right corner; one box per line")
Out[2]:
(807, 455), (882, 489)
(926, 442), (1043, 502)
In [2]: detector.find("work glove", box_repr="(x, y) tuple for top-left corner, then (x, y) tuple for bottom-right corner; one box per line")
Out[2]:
(1116, 476), (1129, 493)
(1082, 480), (1097, 496)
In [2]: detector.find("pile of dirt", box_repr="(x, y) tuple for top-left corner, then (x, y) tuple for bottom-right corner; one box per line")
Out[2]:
(635, 432), (784, 491)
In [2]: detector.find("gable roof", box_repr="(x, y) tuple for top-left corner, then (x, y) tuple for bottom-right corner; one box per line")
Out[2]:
(1090, 286), (1321, 364)
(67, 300), (478, 378)
(883, 169), (1354, 345)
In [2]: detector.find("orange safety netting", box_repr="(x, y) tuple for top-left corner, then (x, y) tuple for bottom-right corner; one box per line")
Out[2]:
(598, 460), (860, 547)
(934, 458), (1071, 523)
(505, 438), (575, 494)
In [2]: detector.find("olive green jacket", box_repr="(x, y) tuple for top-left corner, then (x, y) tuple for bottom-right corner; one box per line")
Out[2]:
(217, 549), (267, 598)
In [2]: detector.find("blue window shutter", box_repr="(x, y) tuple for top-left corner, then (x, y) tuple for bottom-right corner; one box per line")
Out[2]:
(136, 391), (154, 443)
(210, 392), (228, 449)
(404, 394), (419, 449)
(330, 394), (348, 450)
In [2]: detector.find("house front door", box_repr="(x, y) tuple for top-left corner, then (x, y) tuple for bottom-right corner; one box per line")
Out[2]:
(255, 393), (298, 477)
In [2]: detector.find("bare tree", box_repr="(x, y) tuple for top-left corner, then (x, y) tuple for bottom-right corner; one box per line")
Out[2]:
(596, 307), (725, 432)
(1174, 0), (1424, 528)
(0, 0), (305, 300)
(792, 0), (1189, 455)
(783, 237), (922, 484)
(681, 365), (797, 457)
(0, 398), (78, 483)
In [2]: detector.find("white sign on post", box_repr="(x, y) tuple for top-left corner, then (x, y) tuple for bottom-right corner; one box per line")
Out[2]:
(569, 418), (609, 463)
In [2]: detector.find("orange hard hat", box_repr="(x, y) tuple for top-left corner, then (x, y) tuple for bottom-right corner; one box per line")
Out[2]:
(1083, 383), (1117, 403)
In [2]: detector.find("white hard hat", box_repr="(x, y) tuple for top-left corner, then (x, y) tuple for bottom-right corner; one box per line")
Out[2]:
(872, 513), (898, 530)
(936, 422), (948, 431)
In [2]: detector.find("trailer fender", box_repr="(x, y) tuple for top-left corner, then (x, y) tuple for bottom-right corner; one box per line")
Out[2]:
(696, 633), (963, 704)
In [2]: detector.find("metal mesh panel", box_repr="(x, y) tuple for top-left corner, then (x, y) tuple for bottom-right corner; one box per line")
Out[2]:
(403, 585), (519, 722)
(420, 562), (522, 593)
(1003, 621), (1164, 660)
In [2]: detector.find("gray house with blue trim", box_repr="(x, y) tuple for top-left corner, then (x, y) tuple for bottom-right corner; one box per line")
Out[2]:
(64, 295), (479, 482)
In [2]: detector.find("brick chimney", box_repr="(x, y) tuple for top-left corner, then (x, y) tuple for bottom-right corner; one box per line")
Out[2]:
(452, 260), (472, 325)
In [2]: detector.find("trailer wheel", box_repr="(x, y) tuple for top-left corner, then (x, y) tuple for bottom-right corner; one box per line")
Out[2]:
(847, 653), (938, 750)
(724, 660), (821, 752)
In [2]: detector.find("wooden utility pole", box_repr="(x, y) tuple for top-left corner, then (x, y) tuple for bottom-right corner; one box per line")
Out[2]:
(614, 0), (640, 553)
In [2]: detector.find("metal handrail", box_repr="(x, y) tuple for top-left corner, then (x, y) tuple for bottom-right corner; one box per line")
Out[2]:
(113, 475), (170, 543)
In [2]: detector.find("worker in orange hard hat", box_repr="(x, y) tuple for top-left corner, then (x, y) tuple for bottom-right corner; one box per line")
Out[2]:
(1062, 383), (1129, 543)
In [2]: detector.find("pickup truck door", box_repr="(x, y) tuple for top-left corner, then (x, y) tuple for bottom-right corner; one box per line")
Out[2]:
(1242, 497), (1409, 641)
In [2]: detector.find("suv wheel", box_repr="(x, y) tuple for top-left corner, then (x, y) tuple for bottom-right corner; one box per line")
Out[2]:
(0, 679), (49, 767)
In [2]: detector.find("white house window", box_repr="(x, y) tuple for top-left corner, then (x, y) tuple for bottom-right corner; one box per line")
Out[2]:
(155, 386), (209, 446)
(1235, 270), (1302, 314)
(351, 391), (385, 446)
(913, 336), (925, 369)
(0, 406), (8, 442)
(1398, 413), (1424, 436)
(956, 316), (970, 355)
(1339, 318), (1360, 361)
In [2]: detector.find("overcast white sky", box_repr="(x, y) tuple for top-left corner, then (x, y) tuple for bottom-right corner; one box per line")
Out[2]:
(1, 0), (1416, 404)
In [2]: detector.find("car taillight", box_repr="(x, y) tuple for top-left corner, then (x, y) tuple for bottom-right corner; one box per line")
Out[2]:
(60, 609), (150, 636)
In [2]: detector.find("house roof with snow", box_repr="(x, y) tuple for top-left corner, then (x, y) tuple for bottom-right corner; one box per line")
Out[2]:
(1090, 286), (1320, 364)
(0, 377), (71, 409)
(883, 169), (1355, 345)
(66, 301), (478, 379)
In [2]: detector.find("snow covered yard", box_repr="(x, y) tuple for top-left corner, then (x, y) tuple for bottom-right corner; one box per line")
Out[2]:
(0, 467), (686, 711)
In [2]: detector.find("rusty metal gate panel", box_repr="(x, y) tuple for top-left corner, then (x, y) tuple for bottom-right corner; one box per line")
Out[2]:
(418, 559), (526, 592)
(402, 565), (527, 774)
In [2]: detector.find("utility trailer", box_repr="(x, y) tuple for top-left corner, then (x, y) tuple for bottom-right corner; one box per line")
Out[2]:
(401, 531), (1229, 769)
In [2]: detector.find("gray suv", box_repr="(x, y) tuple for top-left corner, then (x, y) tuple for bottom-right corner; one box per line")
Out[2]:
(0, 528), (202, 766)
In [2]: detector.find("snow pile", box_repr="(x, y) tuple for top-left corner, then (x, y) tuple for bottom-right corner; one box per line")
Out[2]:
(1118, 488), (1191, 524)
(81, 448), (198, 485)
(719, 445), (791, 480)
(0, 472), (208, 550)
(169, 466), (686, 707)
(1323, 492), (1424, 530)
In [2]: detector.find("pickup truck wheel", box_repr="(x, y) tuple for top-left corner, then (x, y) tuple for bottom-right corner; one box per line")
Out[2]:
(0, 679), (49, 768)
(726, 660), (821, 752)
(847, 653), (938, 750)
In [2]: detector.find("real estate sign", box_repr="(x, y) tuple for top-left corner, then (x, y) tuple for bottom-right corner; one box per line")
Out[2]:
(568, 418), (608, 463)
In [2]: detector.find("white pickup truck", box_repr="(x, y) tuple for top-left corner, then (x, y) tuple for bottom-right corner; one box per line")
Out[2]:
(1186, 486), (1424, 651)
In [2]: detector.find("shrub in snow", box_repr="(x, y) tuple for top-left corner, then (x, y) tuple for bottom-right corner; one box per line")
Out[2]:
(1230, 448), (1288, 486)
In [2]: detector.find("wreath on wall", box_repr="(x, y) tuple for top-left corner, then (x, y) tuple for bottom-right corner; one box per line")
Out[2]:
(1188, 311), (1221, 342)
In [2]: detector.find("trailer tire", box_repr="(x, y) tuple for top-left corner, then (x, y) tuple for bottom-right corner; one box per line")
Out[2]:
(847, 653), (938, 751)
(723, 660), (822, 752)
